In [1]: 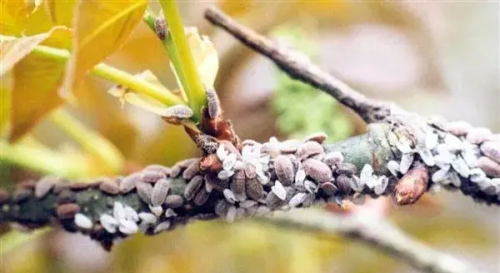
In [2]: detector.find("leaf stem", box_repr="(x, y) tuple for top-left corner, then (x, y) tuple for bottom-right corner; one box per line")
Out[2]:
(30, 45), (186, 106)
(49, 109), (125, 174)
(158, 0), (206, 120)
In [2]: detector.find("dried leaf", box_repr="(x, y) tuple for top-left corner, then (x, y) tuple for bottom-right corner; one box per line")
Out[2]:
(61, 0), (148, 98)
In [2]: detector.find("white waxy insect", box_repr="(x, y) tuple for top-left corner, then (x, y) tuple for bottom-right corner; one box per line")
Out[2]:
(304, 180), (317, 194)
(124, 206), (139, 222)
(154, 221), (171, 234)
(233, 160), (245, 170)
(469, 168), (487, 183)
(136, 182), (153, 204)
(100, 214), (118, 233)
(349, 175), (363, 192)
(295, 169), (306, 184)
(164, 208), (177, 218)
(150, 178), (170, 206)
(138, 212), (158, 225)
(323, 152), (344, 166)
(120, 174), (138, 193)
(399, 153), (414, 174)
(217, 144), (228, 161)
(271, 181), (287, 200)
(226, 206), (237, 223)
(163, 105), (193, 119)
(113, 202), (126, 222)
(432, 165), (450, 182)
(119, 219), (139, 235)
(396, 140), (413, 154)
(386, 161), (400, 176)
(288, 192), (307, 207)
(149, 205), (163, 217)
(360, 164), (374, 186)
(466, 127), (493, 144)
(74, 213), (93, 229)
(351, 193), (366, 205)
(374, 176), (389, 195)
(480, 141), (500, 164)
(240, 200), (258, 209)
(444, 121), (472, 136)
(234, 191), (247, 203)
(205, 87), (221, 119)
(448, 172), (462, 187)
(418, 149), (435, 166)
(223, 189), (237, 204)
(425, 132), (439, 150)
(445, 134), (464, 152)
(35, 177), (56, 198)
(461, 149), (478, 168)
(256, 170), (270, 185)
(215, 200), (230, 217)
(296, 141), (324, 159)
(274, 155), (295, 186)
(451, 156), (471, 177)
(223, 153), (237, 171)
(218, 169), (235, 180)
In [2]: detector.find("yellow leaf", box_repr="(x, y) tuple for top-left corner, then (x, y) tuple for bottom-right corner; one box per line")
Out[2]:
(0, 32), (49, 76)
(25, 0), (55, 35)
(108, 70), (172, 116)
(0, 0), (28, 35)
(61, 0), (148, 99)
(8, 27), (72, 141)
(45, 0), (77, 27)
(0, 72), (12, 138)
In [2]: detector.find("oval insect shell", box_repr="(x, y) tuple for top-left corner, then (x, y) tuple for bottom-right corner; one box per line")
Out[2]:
(119, 219), (139, 235)
(205, 87), (221, 119)
(225, 206), (237, 223)
(480, 141), (500, 164)
(68, 182), (90, 191)
(265, 192), (286, 209)
(182, 159), (200, 180)
(478, 157), (500, 177)
(35, 177), (56, 199)
(289, 192), (307, 208)
(324, 152), (344, 166)
(150, 178), (170, 206)
(163, 105), (193, 119)
(302, 159), (332, 183)
(75, 213), (93, 229)
(467, 127), (493, 144)
(99, 180), (120, 195)
(140, 170), (165, 183)
(274, 155), (295, 186)
(244, 163), (257, 179)
(215, 200), (231, 217)
(170, 165), (182, 178)
(271, 181), (287, 200)
(120, 173), (139, 193)
(335, 163), (357, 177)
(57, 189), (76, 204)
(165, 194), (184, 208)
(335, 174), (353, 196)
(296, 141), (324, 159)
(193, 187), (211, 206)
(320, 182), (338, 196)
(164, 208), (177, 218)
(444, 121), (472, 136)
(205, 174), (229, 192)
(303, 132), (328, 144)
(245, 178), (264, 201)
(56, 203), (80, 219)
(136, 182), (153, 204)
(124, 206), (139, 222)
(154, 221), (171, 234)
(139, 212), (158, 225)
(395, 165), (429, 205)
(184, 175), (204, 201)
(100, 214), (118, 233)
(143, 164), (171, 176)
(230, 169), (246, 195)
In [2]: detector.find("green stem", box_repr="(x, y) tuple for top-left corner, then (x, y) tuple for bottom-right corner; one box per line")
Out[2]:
(49, 109), (125, 174)
(30, 45), (186, 106)
(0, 140), (90, 178)
(158, 0), (206, 120)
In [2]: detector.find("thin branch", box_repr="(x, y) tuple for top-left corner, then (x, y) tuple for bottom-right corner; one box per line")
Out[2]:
(266, 210), (482, 273)
(204, 7), (401, 124)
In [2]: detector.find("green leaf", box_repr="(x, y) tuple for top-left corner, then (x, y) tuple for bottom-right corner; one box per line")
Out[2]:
(61, 0), (148, 99)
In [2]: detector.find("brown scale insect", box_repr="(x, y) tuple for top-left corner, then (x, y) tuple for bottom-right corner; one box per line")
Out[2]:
(120, 173), (139, 193)
(99, 180), (120, 195)
(302, 159), (332, 183)
(193, 187), (211, 206)
(154, 15), (168, 41)
(182, 159), (201, 180)
(184, 175), (204, 201)
(56, 203), (80, 219)
(151, 178), (170, 206)
(274, 155), (295, 186)
(143, 165), (171, 176)
(335, 163), (357, 177)
(164, 195), (184, 208)
(296, 141), (324, 160)
(13, 188), (32, 203)
(245, 178), (264, 201)
(162, 105), (193, 122)
(395, 165), (429, 205)
(244, 163), (257, 179)
(478, 157), (500, 177)
(304, 132), (328, 144)
(195, 135), (219, 155)
(204, 174), (228, 192)
(230, 169), (246, 195)
(0, 189), (9, 204)
(480, 141), (500, 164)
(57, 189), (76, 204)
(136, 182), (153, 204)
(68, 182), (91, 191)
(170, 165), (182, 178)
(205, 87), (221, 119)
(35, 177), (56, 199)
(320, 182), (338, 196)
(334, 175), (352, 196)
(140, 170), (165, 183)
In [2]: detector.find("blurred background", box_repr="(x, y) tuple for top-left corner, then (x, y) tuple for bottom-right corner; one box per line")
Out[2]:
(1, 1), (499, 273)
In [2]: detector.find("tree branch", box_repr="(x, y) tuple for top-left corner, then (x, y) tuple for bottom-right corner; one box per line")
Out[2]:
(266, 210), (482, 273)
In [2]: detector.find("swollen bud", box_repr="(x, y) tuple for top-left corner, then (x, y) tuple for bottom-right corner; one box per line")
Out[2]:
(394, 165), (429, 205)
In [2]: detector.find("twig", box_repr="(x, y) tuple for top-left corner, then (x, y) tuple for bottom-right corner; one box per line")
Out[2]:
(204, 7), (402, 124)
(266, 210), (481, 273)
